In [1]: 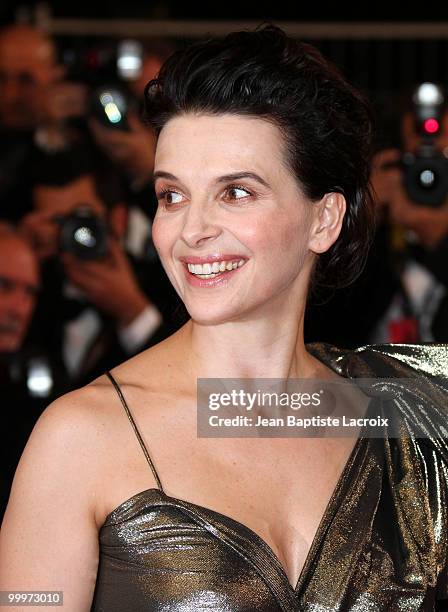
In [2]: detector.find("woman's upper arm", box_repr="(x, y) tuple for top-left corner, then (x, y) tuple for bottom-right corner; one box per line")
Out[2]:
(0, 389), (104, 612)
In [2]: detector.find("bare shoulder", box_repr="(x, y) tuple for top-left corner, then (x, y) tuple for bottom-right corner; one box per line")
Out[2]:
(3, 381), (115, 517)
(0, 385), (115, 608)
(22, 377), (124, 460)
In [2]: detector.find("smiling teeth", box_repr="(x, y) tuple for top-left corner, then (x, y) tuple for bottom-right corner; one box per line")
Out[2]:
(187, 259), (246, 278)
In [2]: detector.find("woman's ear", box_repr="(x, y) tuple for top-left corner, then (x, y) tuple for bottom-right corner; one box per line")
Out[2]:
(308, 192), (346, 254)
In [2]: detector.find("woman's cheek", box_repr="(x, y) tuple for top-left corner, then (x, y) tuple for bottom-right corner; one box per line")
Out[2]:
(150, 217), (183, 288)
(150, 216), (167, 256)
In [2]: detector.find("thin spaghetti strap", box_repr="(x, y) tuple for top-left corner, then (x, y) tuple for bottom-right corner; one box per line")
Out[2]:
(106, 370), (164, 492)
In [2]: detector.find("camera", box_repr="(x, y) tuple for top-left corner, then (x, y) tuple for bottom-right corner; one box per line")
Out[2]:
(402, 83), (448, 207)
(54, 206), (109, 260)
(60, 38), (142, 132)
(89, 39), (143, 131)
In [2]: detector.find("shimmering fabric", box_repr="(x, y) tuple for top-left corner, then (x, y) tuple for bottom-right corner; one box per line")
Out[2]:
(91, 342), (448, 611)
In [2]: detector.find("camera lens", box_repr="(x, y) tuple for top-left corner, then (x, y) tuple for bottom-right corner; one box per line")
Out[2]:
(58, 206), (108, 260)
(418, 168), (436, 188)
(403, 152), (448, 207)
(73, 225), (97, 248)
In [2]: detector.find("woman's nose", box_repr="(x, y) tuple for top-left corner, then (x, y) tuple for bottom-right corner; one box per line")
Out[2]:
(180, 200), (222, 248)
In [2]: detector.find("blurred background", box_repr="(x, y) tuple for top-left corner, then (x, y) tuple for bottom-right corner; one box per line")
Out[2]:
(2, 1), (448, 520)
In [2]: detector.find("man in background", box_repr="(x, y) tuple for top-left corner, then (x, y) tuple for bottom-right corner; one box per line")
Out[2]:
(20, 163), (181, 386)
(0, 223), (39, 352)
(0, 224), (45, 523)
(0, 24), (87, 222)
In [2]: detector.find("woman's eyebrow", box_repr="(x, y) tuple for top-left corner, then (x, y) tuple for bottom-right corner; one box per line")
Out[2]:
(216, 172), (271, 189)
(153, 171), (178, 182)
(153, 170), (271, 189)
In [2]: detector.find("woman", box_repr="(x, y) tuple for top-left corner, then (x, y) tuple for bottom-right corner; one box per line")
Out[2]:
(1, 24), (447, 611)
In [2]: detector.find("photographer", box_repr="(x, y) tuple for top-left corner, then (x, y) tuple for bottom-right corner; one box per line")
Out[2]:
(306, 85), (448, 346)
(368, 86), (448, 342)
(20, 160), (182, 386)
(372, 110), (448, 251)
(89, 39), (175, 194)
(0, 24), (89, 223)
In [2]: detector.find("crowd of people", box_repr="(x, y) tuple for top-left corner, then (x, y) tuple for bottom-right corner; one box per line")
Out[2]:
(1, 22), (448, 524)
(0, 24), (185, 518)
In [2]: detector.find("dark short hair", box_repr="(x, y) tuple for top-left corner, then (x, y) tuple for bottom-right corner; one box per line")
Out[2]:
(143, 23), (376, 291)
(30, 145), (125, 212)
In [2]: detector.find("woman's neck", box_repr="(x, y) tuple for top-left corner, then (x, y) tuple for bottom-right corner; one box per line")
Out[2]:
(179, 313), (323, 381)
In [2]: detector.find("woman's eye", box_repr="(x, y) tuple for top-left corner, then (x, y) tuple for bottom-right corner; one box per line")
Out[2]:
(225, 186), (252, 201)
(157, 189), (184, 206)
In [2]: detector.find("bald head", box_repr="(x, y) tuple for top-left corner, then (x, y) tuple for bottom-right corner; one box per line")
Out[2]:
(0, 25), (62, 129)
(0, 224), (39, 352)
(0, 25), (57, 65)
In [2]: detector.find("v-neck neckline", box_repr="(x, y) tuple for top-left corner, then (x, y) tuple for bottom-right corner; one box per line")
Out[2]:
(171, 432), (366, 595)
(102, 431), (368, 597)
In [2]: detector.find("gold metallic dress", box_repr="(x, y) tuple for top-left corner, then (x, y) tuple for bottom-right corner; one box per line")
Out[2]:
(90, 342), (448, 611)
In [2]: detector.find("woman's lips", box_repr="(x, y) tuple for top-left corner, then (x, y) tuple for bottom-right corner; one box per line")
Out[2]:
(179, 254), (247, 264)
(182, 260), (246, 287)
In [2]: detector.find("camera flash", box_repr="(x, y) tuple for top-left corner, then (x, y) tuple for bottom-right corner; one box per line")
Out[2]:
(414, 82), (444, 107)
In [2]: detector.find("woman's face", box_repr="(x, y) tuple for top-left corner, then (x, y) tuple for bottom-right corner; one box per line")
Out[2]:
(151, 113), (319, 325)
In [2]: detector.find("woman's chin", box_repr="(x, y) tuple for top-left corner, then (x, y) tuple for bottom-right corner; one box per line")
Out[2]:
(186, 305), (244, 327)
